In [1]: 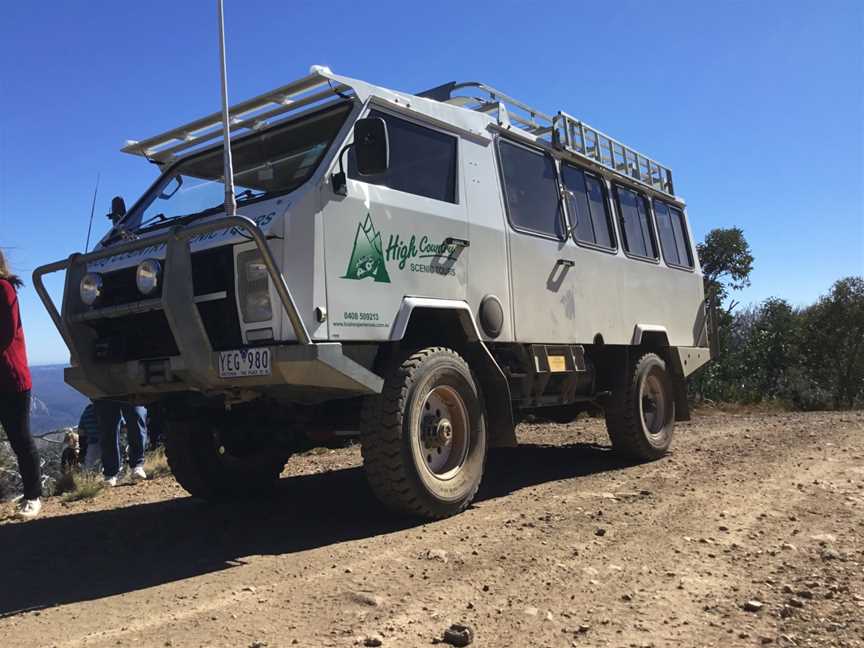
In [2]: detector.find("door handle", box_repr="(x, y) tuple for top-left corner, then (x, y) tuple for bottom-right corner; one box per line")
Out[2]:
(556, 259), (575, 267)
(444, 237), (470, 248)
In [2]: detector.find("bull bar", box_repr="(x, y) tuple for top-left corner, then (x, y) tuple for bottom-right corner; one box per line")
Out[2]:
(32, 215), (383, 400)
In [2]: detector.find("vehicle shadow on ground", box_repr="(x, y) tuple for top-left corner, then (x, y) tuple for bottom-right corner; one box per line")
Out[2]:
(0, 441), (634, 617)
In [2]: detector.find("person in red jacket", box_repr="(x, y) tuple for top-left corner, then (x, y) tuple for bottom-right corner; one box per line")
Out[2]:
(0, 249), (42, 519)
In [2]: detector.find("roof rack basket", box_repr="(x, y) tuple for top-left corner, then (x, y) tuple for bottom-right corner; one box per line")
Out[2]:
(122, 72), (353, 164)
(423, 81), (675, 197)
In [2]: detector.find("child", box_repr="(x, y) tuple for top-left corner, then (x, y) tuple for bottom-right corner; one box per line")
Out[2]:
(60, 430), (80, 474)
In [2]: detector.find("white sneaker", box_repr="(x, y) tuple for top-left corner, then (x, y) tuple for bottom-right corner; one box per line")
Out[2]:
(16, 499), (42, 520)
(104, 475), (118, 487)
(131, 466), (147, 482)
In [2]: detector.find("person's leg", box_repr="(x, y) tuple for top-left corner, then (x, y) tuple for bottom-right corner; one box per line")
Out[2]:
(0, 391), (42, 501)
(121, 404), (147, 469)
(94, 400), (121, 478)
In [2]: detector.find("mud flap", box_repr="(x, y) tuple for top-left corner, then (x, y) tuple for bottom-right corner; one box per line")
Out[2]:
(464, 344), (517, 448)
(666, 349), (691, 422)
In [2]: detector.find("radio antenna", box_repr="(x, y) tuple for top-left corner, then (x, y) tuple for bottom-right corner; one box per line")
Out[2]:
(217, 0), (237, 217)
(84, 172), (100, 252)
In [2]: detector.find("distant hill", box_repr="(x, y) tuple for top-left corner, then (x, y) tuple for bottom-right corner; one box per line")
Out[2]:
(29, 365), (89, 433)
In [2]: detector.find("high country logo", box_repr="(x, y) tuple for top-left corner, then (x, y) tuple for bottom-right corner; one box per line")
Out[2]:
(342, 214), (460, 283)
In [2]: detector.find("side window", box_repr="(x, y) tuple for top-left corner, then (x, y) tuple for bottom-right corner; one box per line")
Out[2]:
(669, 206), (694, 268)
(561, 164), (615, 249)
(348, 110), (457, 203)
(654, 200), (694, 268)
(653, 201), (681, 266)
(498, 139), (564, 239)
(614, 185), (657, 259)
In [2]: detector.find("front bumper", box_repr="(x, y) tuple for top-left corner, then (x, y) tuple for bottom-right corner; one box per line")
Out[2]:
(34, 215), (383, 401)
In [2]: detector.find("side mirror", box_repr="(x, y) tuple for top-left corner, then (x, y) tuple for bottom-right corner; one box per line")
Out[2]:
(354, 117), (389, 175)
(107, 196), (127, 224)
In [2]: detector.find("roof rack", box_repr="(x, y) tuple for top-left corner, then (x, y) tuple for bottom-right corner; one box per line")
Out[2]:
(121, 71), (353, 164)
(423, 81), (675, 197)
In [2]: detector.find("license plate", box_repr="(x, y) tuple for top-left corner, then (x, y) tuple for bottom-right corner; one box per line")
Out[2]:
(218, 348), (271, 378)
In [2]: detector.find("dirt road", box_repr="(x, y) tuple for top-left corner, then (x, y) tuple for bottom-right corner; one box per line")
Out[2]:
(1, 410), (862, 648)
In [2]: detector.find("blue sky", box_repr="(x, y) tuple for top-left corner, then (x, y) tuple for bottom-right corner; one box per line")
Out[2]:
(1, 0), (862, 364)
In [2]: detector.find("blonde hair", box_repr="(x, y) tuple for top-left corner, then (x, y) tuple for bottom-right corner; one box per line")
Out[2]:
(64, 430), (80, 448)
(0, 249), (23, 289)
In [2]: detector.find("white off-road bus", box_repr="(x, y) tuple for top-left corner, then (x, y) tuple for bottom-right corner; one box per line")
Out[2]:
(35, 66), (714, 518)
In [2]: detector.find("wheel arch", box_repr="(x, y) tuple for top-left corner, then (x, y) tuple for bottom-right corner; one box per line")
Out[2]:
(629, 325), (690, 423)
(386, 298), (517, 448)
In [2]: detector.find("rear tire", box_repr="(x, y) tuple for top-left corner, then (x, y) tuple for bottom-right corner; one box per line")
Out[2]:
(165, 414), (290, 499)
(604, 352), (675, 460)
(361, 347), (487, 519)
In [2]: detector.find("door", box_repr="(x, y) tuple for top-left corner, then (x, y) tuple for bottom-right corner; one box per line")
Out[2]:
(323, 107), (468, 341)
(498, 139), (578, 343)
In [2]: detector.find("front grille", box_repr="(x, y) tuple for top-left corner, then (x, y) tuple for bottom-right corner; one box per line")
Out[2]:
(90, 311), (179, 362)
(99, 267), (147, 307)
(87, 245), (243, 361)
(192, 247), (243, 351)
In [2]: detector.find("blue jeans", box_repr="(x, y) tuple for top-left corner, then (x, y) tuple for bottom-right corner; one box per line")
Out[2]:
(95, 401), (148, 478)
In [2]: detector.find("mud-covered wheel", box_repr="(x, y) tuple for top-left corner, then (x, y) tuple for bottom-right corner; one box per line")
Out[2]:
(164, 415), (289, 499)
(604, 352), (675, 460)
(361, 347), (487, 519)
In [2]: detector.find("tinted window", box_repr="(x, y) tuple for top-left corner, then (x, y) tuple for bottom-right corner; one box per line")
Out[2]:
(348, 110), (457, 203)
(498, 140), (564, 238)
(669, 205), (694, 267)
(653, 201), (680, 266)
(562, 164), (615, 248)
(614, 186), (657, 259)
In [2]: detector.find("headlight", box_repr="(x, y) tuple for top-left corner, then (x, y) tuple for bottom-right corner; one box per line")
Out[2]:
(237, 250), (272, 323)
(79, 273), (103, 306)
(246, 260), (268, 282)
(244, 292), (273, 322)
(136, 259), (161, 296)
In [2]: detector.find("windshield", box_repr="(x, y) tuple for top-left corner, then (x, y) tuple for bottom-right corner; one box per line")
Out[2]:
(123, 103), (351, 231)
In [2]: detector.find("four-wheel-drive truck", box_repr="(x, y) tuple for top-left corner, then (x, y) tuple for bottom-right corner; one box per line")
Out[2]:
(34, 66), (714, 519)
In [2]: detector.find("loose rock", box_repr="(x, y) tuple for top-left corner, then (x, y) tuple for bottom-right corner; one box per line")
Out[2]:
(743, 600), (764, 612)
(442, 623), (474, 647)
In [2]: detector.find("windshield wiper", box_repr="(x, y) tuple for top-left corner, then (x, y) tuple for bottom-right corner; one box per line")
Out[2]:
(235, 188), (267, 203)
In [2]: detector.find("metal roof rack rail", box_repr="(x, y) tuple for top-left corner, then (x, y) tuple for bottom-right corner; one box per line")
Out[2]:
(121, 70), (353, 164)
(426, 81), (675, 197)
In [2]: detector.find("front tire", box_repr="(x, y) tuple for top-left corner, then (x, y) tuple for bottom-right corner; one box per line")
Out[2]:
(165, 414), (290, 499)
(361, 347), (487, 519)
(604, 352), (675, 460)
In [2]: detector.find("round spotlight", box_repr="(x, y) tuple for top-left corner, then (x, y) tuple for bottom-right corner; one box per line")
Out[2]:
(136, 259), (162, 296)
(79, 273), (103, 306)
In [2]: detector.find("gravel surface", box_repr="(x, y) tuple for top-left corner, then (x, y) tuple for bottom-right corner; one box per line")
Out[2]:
(1, 410), (862, 647)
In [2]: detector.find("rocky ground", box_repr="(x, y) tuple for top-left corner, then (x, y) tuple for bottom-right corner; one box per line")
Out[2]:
(0, 409), (862, 648)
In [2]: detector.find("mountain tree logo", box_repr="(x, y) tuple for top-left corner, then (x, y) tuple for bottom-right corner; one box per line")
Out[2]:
(342, 213), (391, 283)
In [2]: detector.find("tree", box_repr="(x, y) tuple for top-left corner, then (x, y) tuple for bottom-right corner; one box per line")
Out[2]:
(797, 277), (864, 409)
(690, 227), (755, 401)
(697, 227), (754, 313)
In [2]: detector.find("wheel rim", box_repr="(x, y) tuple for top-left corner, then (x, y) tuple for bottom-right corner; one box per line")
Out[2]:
(416, 385), (470, 480)
(640, 369), (669, 439)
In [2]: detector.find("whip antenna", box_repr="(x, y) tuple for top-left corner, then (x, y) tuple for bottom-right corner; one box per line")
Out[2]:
(217, 0), (237, 216)
(84, 172), (100, 252)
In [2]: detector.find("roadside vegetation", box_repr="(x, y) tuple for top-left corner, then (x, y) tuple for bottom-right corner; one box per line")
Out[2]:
(693, 227), (864, 410)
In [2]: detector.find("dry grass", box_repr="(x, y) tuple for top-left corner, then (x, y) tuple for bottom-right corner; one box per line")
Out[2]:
(59, 471), (105, 502)
(143, 448), (171, 480)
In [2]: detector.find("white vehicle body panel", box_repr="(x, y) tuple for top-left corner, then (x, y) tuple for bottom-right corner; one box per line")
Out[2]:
(37, 66), (710, 404)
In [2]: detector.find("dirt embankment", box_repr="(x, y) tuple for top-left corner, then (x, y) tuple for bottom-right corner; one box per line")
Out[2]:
(1, 410), (862, 648)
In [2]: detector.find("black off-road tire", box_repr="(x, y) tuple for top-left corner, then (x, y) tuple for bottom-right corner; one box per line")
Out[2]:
(360, 347), (487, 519)
(165, 416), (289, 500)
(604, 352), (675, 461)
